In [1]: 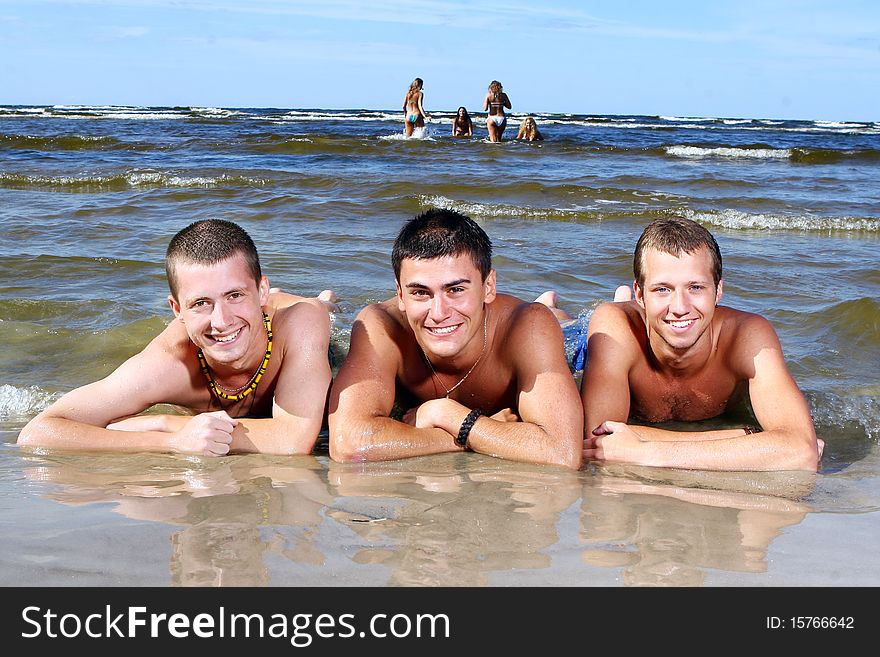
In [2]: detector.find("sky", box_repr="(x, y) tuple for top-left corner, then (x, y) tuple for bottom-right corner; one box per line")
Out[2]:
(1, 0), (878, 121)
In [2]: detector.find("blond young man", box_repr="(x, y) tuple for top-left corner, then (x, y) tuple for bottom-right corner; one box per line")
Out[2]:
(579, 217), (822, 471)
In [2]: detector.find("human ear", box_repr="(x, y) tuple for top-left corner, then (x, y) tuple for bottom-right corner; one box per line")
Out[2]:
(396, 281), (406, 313)
(483, 270), (497, 303)
(634, 280), (645, 308)
(168, 295), (182, 320)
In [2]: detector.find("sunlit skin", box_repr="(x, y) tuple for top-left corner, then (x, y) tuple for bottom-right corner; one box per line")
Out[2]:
(635, 247), (723, 368)
(169, 254), (270, 384)
(329, 253), (583, 469)
(18, 251), (332, 457)
(396, 254), (496, 371)
(579, 244), (822, 471)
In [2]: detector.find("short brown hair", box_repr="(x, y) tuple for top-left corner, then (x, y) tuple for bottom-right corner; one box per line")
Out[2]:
(165, 219), (261, 299)
(392, 209), (492, 282)
(633, 217), (722, 287)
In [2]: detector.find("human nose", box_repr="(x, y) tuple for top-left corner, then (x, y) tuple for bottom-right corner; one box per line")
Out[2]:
(669, 290), (689, 315)
(210, 301), (233, 329)
(429, 294), (450, 321)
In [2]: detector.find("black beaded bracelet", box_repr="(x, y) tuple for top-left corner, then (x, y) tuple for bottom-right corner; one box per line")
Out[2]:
(456, 408), (482, 447)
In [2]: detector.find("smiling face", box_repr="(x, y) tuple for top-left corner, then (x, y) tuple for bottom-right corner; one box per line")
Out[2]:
(396, 254), (496, 363)
(168, 252), (270, 371)
(634, 246), (723, 355)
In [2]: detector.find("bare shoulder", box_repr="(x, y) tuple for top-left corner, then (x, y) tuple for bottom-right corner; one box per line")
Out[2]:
(588, 301), (641, 337)
(272, 301), (329, 336)
(144, 318), (195, 362)
(347, 299), (410, 356)
(719, 306), (780, 348)
(354, 298), (406, 333)
(500, 296), (563, 352)
(717, 306), (785, 369)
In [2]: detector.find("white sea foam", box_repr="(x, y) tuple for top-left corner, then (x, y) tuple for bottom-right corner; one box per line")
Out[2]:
(660, 115), (716, 122)
(0, 384), (58, 421)
(814, 120), (867, 129)
(418, 195), (585, 221)
(722, 119), (753, 125)
(125, 172), (264, 187)
(809, 392), (880, 442)
(191, 107), (243, 117)
(281, 110), (399, 122)
(684, 208), (880, 232)
(379, 127), (436, 141)
(0, 106), (49, 115)
(666, 145), (791, 159)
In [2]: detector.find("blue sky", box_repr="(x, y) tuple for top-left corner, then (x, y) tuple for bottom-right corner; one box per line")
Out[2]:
(1, 0), (878, 121)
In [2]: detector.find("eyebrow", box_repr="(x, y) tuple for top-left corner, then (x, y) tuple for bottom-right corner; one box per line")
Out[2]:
(184, 286), (247, 304)
(405, 278), (471, 290)
(648, 279), (711, 287)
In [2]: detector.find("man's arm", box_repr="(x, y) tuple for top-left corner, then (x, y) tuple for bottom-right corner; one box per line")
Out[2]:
(328, 304), (461, 462)
(583, 303), (763, 442)
(468, 303), (581, 468)
(585, 314), (821, 471)
(409, 304), (582, 469)
(17, 333), (235, 455)
(580, 302), (638, 436)
(226, 302), (332, 455)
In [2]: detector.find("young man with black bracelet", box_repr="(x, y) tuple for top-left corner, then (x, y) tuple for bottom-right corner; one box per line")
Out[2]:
(328, 209), (582, 469)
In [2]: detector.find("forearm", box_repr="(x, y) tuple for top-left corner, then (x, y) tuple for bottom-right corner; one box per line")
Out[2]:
(467, 418), (581, 469)
(430, 400), (581, 469)
(18, 415), (176, 453)
(229, 416), (322, 455)
(631, 425), (751, 442)
(329, 415), (461, 462)
(626, 428), (819, 472)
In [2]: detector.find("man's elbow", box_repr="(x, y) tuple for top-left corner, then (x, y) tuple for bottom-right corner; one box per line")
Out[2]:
(17, 417), (48, 448)
(550, 450), (582, 470)
(777, 432), (821, 472)
(328, 419), (367, 463)
(791, 438), (821, 472)
(543, 433), (583, 470)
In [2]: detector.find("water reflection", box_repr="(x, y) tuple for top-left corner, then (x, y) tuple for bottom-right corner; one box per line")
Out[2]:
(326, 454), (581, 586)
(18, 451), (820, 586)
(579, 465), (815, 586)
(22, 453), (332, 586)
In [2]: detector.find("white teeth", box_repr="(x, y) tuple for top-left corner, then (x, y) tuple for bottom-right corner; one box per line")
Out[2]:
(212, 328), (241, 343)
(429, 325), (457, 335)
(669, 320), (694, 329)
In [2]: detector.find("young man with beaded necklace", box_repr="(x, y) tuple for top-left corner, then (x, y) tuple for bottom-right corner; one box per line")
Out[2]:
(328, 209), (582, 469)
(19, 219), (334, 456)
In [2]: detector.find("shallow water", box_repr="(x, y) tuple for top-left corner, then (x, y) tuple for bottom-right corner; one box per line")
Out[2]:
(1, 105), (878, 586)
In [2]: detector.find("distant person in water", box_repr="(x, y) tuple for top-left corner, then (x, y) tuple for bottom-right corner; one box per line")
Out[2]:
(328, 208), (582, 470)
(483, 80), (511, 142)
(402, 77), (429, 137)
(452, 106), (473, 137)
(516, 116), (544, 141)
(545, 217), (823, 472)
(18, 219), (336, 456)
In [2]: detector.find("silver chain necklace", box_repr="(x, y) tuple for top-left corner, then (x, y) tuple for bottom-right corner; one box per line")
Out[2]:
(421, 310), (489, 398)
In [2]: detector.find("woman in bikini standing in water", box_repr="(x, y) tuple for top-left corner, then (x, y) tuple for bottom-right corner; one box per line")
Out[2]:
(402, 78), (429, 137)
(483, 80), (511, 142)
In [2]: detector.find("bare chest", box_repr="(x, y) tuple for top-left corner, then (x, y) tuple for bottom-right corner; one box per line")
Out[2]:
(399, 355), (517, 413)
(629, 365), (742, 422)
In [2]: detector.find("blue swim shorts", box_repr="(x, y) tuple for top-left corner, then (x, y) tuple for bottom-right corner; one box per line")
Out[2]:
(562, 319), (588, 373)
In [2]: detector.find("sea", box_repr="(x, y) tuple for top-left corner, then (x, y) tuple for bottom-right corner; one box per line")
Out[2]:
(0, 105), (878, 587)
